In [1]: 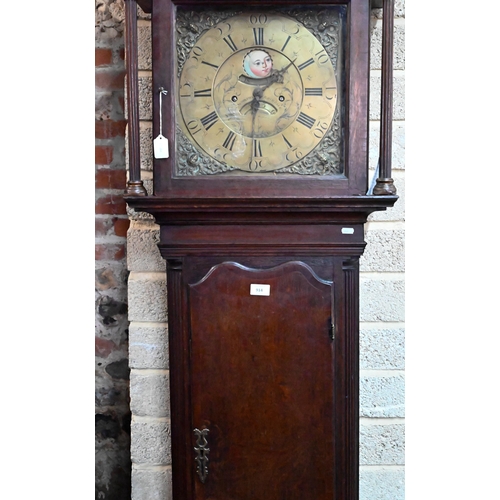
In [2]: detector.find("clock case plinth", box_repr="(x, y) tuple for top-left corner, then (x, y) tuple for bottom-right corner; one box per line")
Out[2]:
(124, 1), (398, 500)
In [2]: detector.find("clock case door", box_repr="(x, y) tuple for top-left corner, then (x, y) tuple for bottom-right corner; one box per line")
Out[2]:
(151, 0), (372, 199)
(168, 255), (360, 500)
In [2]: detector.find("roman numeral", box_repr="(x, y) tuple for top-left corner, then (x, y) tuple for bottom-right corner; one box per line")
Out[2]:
(282, 134), (293, 149)
(253, 140), (263, 157)
(305, 87), (323, 96)
(296, 112), (315, 129)
(194, 89), (212, 98)
(200, 111), (218, 130)
(222, 131), (236, 151)
(281, 36), (291, 52)
(298, 58), (315, 71)
(202, 61), (219, 69)
(223, 35), (238, 52)
(253, 27), (264, 45)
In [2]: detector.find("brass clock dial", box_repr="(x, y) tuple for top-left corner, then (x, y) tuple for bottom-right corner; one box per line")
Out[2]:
(177, 12), (338, 173)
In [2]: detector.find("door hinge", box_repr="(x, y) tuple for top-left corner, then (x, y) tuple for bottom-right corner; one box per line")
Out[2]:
(329, 318), (335, 341)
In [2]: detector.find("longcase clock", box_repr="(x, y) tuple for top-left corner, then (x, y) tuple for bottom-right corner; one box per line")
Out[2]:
(124, 1), (398, 499)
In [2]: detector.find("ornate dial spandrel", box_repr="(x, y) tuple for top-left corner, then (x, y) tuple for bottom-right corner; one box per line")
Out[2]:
(175, 7), (345, 177)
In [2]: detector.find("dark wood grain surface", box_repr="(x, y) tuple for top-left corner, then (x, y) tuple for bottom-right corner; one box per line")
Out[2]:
(124, 2), (398, 499)
(189, 262), (334, 499)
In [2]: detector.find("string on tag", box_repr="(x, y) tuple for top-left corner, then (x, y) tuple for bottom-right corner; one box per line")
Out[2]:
(154, 87), (170, 159)
(159, 87), (168, 136)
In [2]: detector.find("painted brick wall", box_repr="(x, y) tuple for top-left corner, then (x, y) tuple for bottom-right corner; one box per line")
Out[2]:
(357, 3), (406, 498)
(95, 1), (132, 499)
(125, 2), (405, 500)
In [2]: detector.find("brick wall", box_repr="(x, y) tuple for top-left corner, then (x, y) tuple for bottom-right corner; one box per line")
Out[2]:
(95, 1), (132, 499)
(125, 2), (405, 500)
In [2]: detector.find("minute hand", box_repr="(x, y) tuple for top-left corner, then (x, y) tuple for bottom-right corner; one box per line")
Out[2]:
(270, 58), (296, 85)
(249, 59), (296, 138)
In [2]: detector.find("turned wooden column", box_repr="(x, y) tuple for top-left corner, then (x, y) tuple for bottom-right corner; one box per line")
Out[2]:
(373, 0), (397, 196)
(124, 0), (147, 196)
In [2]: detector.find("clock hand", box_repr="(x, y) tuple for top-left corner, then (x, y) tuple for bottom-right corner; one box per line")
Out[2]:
(239, 59), (297, 86)
(252, 85), (265, 100)
(250, 93), (259, 139)
(250, 85), (264, 138)
(248, 59), (296, 138)
(272, 58), (296, 84)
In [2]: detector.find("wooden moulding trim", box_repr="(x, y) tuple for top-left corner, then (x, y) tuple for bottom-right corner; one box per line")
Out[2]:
(165, 260), (195, 500)
(124, 195), (398, 223)
(138, 0), (383, 13)
(158, 245), (368, 258)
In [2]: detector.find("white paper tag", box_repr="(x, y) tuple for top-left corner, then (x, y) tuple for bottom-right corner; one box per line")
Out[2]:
(154, 134), (169, 159)
(250, 284), (270, 296)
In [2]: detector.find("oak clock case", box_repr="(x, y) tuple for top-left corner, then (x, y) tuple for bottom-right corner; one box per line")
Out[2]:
(176, 10), (342, 176)
(125, 1), (398, 500)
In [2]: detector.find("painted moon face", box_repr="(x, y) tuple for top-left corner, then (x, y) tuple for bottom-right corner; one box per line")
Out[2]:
(243, 50), (273, 78)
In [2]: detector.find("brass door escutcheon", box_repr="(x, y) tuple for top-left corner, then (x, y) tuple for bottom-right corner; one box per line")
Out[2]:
(193, 428), (210, 483)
